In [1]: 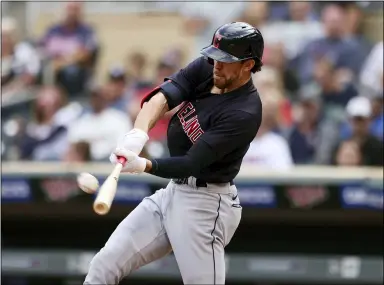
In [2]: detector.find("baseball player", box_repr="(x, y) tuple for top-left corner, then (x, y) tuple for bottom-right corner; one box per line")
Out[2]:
(84, 21), (264, 285)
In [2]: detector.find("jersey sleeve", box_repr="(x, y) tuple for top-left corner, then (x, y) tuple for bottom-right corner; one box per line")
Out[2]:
(199, 110), (261, 160)
(141, 56), (212, 110)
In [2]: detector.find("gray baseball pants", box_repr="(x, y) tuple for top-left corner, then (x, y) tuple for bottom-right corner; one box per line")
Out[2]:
(84, 177), (242, 284)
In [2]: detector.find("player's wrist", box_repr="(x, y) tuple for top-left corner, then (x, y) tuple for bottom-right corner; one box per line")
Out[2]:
(135, 156), (148, 173)
(130, 128), (149, 140)
(120, 128), (150, 155)
(144, 159), (153, 173)
(125, 128), (149, 143)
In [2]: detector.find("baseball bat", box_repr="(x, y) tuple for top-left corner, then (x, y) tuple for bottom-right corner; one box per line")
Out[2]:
(93, 156), (127, 215)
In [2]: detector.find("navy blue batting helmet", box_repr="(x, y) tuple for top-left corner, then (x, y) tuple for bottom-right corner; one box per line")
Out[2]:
(200, 22), (264, 66)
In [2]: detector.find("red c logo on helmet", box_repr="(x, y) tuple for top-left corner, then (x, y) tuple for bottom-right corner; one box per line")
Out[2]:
(213, 33), (222, 48)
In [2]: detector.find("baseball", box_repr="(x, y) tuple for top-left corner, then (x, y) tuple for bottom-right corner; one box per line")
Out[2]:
(77, 172), (99, 194)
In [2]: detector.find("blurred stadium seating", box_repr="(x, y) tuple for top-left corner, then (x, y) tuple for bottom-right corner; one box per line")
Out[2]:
(1, 1), (383, 285)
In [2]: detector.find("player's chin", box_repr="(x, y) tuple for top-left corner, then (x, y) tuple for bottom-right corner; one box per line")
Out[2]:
(213, 77), (226, 89)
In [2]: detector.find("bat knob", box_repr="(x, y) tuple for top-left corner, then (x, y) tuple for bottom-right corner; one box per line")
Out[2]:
(117, 156), (127, 165)
(93, 202), (110, 215)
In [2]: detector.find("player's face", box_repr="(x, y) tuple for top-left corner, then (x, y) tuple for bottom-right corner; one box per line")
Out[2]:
(213, 60), (253, 90)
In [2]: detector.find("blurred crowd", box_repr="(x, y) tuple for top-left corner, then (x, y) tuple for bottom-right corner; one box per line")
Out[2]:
(1, 1), (383, 169)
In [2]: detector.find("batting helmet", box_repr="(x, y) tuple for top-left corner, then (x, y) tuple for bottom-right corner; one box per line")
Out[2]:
(200, 22), (264, 67)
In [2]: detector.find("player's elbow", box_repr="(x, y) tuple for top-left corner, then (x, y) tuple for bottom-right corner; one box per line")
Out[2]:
(189, 166), (202, 178)
(166, 155), (202, 179)
(184, 155), (204, 177)
(145, 92), (169, 113)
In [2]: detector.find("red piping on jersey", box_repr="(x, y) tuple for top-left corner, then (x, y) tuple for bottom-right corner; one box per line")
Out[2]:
(140, 79), (172, 108)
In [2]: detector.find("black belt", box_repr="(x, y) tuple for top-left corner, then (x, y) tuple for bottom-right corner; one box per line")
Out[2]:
(174, 178), (234, 187)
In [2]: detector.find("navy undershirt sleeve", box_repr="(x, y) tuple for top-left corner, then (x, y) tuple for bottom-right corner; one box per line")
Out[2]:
(149, 139), (215, 178)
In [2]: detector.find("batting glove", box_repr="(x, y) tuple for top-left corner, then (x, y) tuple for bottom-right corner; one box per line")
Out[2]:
(117, 128), (149, 155)
(110, 128), (149, 166)
(109, 148), (147, 174)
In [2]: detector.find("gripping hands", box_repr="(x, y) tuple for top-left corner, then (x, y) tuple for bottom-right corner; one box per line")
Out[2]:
(109, 128), (149, 174)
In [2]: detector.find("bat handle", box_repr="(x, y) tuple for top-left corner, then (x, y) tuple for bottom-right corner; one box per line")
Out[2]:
(117, 156), (127, 165)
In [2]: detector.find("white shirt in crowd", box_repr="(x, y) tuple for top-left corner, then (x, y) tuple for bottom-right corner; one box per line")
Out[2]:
(68, 108), (132, 160)
(1, 42), (41, 78)
(243, 132), (294, 170)
(359, 41), (383, 94)
(30, 102), (84, 161)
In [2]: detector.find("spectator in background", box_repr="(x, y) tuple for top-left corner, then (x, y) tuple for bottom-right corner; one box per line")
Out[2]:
(126, 51), (153, 92)
(128, 57), (179, 122)
(262, 43), (300, 100)
(68, 87), (132, 161)
(286, 84), (340, 165)
(129, 55), (178, 114)
(335, 140), (362, 166)
(18, 86), (83, 161)
(261, 2), (324, 62)
(252, 67), (293, 128)
(154, 59), (178, 86)
(286, 1), (319, 21)
(104, 65), (131, 113)
(359, 41), (383, 95)
(342, 1), (372, 56)
(243, 91), (293, 170)
(1, 17), (41, 98)
(294, 4), (367, 85)
(312, 56), (358, 108)
(160, 47), (185, 71)
(340, 91), (383, 141)
(240, 1), (269, 28)
(63, 141), (91, 162)
(267, 1), (290, 21)
(332, 96), (383, 166)
(253, 66), (284, 95)
(40, 1), (98, 96)
(370, 92), (384, 141)
(181, 2), (245, 61)
(268, 1), (321, 22)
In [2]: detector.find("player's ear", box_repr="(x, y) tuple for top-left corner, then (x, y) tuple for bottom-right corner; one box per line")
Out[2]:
(243, 59), (255, 72)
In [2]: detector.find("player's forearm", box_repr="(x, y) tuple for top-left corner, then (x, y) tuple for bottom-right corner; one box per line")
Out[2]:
(144, 140), (216, 178)
(144, 156), (199, 178)
(114, 93), (169, 156)
(134, 92), (169, 133)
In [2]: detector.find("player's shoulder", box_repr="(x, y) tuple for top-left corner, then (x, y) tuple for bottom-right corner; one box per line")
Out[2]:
(166, 56), (213, 88)
(210, 85), (262, 136)
(222, 85), (262, 118)
(215, 94), (262, 125)
(184, 56), (213, 76)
